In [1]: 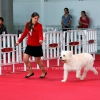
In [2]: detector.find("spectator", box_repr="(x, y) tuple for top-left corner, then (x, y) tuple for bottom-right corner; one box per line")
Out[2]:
(0, 17), (7, 35)
(0, 17), (8, 59)
(61, 8), (72, 31)
(78, 11), (90, 28)
(61, 8), (72, 50)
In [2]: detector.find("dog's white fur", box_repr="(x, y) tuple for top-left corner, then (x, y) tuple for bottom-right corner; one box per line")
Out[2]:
(60, 51), (98, 82)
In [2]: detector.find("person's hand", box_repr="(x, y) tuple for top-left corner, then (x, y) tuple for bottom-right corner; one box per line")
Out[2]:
(62, 26), (65, 28)
(15, 42), (19, 46)
(2, 37), (3, 41)
(78, 21), (82, 26)
(39, 40), (43, 45)
(79, 21), (83, 24)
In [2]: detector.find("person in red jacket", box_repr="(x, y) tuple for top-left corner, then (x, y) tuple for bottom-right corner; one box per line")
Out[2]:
(78, 11), (90, 28)
(15, 12), (47, 78)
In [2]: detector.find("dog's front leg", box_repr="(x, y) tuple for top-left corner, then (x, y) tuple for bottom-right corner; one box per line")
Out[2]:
(76, 70), (81, 79)
(61, 70), (68, 82)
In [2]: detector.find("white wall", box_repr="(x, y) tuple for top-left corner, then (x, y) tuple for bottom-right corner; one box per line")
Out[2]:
(47, 0), (100, 1)
(13, 0), (40, 2)
(44, 1), (100, 27)
(0, 0), (2, 16)
(13, 1), (100, 28)
(13, 0), (100, 1)
(13, 2), (41, 25)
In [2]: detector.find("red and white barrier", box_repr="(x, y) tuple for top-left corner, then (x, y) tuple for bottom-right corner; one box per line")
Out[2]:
(0, 29), (97, 75)
(63, 29), (97, 56)
(42, 31), (63, 67)
(0, 34), (19, 75)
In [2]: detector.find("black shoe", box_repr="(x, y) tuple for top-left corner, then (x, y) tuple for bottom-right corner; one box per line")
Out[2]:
(40, 72), (47, 78)
(25, 73), (34, 78)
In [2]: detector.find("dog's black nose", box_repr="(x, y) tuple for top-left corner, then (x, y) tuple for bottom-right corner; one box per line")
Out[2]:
(60, 57), (62, 59)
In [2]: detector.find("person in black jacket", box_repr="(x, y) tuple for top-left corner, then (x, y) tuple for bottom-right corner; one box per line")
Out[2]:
(0, 17), (7, 35)
(0, 17), (8, 59)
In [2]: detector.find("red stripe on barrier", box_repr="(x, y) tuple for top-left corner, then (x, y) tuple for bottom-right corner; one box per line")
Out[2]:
(49, 43), (58, 47)
(1, 48), (13, 52)
(88, 40), (94, 44)
(69, 41), (79, 46)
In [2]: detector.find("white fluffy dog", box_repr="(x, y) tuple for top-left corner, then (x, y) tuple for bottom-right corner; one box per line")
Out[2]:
(60, 51), (98, 82)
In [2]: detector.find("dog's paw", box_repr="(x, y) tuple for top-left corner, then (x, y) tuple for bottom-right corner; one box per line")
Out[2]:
(80, 77), (85, 80)
(61, 80), (66, 82)
(94, 71), (98, 75)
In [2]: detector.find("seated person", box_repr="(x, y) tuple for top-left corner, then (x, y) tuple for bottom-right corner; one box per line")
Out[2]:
(78, 11), (90, 28)
(0, 17), (7, 35)
(61, 8), (72, 31)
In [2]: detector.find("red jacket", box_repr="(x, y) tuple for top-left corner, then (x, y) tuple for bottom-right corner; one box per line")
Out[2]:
(80, 16), (90, 28)
(18, 22), (43, 46)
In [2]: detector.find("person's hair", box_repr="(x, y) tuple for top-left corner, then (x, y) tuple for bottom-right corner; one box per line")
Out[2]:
(0, 17), (4, 22)
(18, 30), (22, 34)
(27, 12), (40, 31)
(64, 8), (69, 13)
(81, 11), (87, 16)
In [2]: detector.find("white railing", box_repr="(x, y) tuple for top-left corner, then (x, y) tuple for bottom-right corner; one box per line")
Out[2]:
(63, 29), (97, 58)
(0, 34), (19, 75)
(0, 29), (97, 75)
